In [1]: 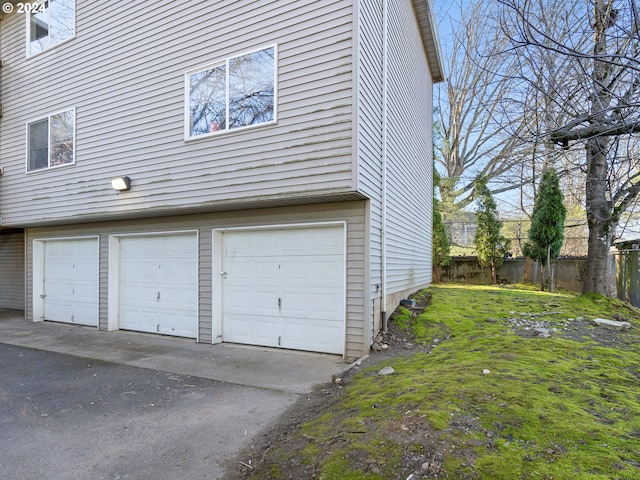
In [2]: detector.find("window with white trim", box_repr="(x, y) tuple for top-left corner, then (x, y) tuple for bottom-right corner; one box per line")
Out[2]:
(27, 109), (75, 172)
(27, 0), (75, 56)
(187, 46), (276, 138)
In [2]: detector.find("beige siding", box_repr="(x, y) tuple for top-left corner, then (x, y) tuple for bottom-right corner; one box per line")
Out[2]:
(356, 0), (384, 303)
(0, 0), (356, 227)
(198, 229), (213, 343)
(384, 0), (433, 293)
(98, 234), (108, 328)
(356, 0), (435, 331)
(25, 201), (368, 359)
(0, 231), (25, 309)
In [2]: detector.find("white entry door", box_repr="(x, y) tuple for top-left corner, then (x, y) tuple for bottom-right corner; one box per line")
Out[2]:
(220, 225), (345, 354)
(118, 233), (198, 338)
(42, 238), (99, 326)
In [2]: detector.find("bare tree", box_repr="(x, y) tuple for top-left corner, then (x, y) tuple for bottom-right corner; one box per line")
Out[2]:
(498, 0), (640, 295)
(435, 0), (532, 220)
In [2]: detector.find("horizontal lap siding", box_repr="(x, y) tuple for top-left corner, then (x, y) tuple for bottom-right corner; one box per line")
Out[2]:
(98, 234), (108, 330)
(198, 229), (213, 343)
(0, 0), (355, 226)
(385, 0), (433, 293)
(356, 0), (384, 338)
(24, 201), (368, 358)
(0, 232), (25, 309)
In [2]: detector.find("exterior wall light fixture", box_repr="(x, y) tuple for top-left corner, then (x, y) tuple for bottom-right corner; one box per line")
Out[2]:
(110, 176), (131, 191)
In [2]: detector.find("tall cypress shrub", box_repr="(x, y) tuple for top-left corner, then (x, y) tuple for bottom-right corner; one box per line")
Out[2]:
(474, 177), (510, 285)
(432, 198), (451, 282)
(523, 168), (566, 291)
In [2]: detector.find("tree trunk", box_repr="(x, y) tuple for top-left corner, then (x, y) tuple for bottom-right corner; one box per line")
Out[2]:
(547, 246), (553, 292)
(583, 219), (613, 295)
(582, 0), (615, 296)
(582, 137), (614, 295)
(491, 260), (497, 285)
(523, 256), (534, 283)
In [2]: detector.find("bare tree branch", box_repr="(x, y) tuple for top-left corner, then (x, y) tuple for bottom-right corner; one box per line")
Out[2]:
(550, 120), (640, 143)
(496, 0), (640, 294)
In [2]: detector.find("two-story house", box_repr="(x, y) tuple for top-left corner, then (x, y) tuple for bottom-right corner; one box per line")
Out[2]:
(0, 0), (443, 359)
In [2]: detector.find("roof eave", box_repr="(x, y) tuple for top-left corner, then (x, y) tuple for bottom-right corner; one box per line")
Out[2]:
(412, 0), (445, 83)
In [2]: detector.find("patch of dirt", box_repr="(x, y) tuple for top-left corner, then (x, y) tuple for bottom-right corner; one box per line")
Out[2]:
(506, 314), (640, 349)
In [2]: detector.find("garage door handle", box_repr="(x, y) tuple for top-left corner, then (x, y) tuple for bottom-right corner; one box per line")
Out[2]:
(220, 271), (228, 279)
(40, 294), (46, 299)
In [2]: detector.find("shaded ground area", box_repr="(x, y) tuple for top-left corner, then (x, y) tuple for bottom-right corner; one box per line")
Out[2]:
(0, 344), (296, 480)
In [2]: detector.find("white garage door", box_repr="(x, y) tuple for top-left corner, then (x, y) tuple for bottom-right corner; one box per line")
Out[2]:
(42, 238), (98, 326)
(221, 225), (345, 354)
(118, 233), (198, 338)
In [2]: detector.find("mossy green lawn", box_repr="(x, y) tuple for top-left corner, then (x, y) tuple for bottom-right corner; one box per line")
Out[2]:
(254, 284), (640, 479)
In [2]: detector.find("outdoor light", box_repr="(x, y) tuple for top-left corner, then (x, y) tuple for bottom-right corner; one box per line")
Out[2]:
(110, 176), (131, 191)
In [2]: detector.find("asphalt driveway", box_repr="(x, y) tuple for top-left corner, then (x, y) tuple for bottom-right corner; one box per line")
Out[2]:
(0, 343), (296, 480)
(0, 311), (349, 480)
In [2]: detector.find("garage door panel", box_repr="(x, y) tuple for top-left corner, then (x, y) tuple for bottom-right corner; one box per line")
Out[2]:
(44, 298), (74, 321)
(42, 238), (99, 326)
(280, 316), (342, 352)
(278, 289), (342, 318)
(162, 262), (192, 281)
(119, 284), (157, 304)
(71, 304), (99, 325)
(310, 292), (345, 317)
(282, 318), (308, 347)
(224, 258), (278, 285)
(225, 229), (340, 257)
(120, 258), (157, 280)
(74, 283), (98, 300)
(314, 258), (344, 281)
(161, 293), (198, 311)
(280, 256), (342, 287)
(221, 226), (345, 354)
(279, 230), (309, 253)
(224, 313), (280, 347)
(153, 308), (198, 337)
(118, 233), (198, 339)
(224, 231), (279, 257)
(278, 291), (309, 317)
(225, 287), (278, 316)
(310, 326), (345, 352)
(279, 259), (309, 284)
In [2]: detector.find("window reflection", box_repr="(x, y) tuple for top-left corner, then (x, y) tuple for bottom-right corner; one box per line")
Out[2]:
(29, 0), (75, 56)
(27, 109), (75, 172)
(190, 65), (227, 136)
(188, 46), (276, 138)
(229, 48), (275, 129)
(50, 110), (74, 167)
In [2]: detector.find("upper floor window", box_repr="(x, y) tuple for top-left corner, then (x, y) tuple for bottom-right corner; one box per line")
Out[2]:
(186, 45), (277, 139)
(27, 0), (75, 56)
(27, 108), (75, 172)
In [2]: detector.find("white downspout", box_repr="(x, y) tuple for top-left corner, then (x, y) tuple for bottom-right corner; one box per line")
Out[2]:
(381, 0), (389, 333)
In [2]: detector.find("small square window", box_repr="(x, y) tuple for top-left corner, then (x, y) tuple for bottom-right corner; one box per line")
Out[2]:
(27, 108), (75, 172)
(28, 0), (75, 56)
(187, 46), (277, 138)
